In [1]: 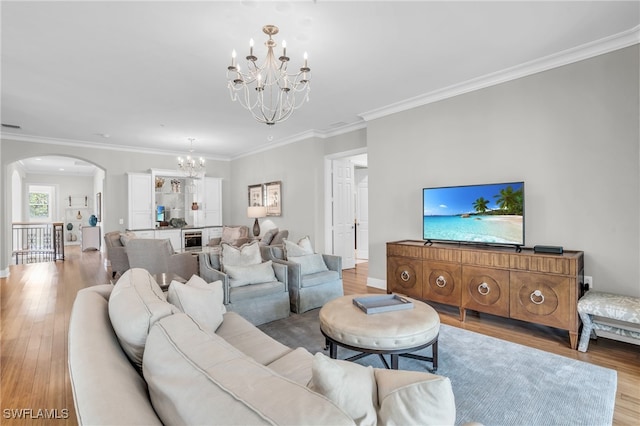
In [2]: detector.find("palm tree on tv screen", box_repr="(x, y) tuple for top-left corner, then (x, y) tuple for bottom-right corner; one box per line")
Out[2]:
(473, 197), (490, 214)
(494, 186), (523, 215)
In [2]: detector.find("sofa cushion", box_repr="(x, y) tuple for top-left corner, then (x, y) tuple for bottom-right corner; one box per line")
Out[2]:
(284, 236), (314, 258)
(289, 253), (329, 275)
(308, 353), (377, 426)
(229, 280), (284, 301)
(221, 241), (261, 270)
(375, 368), (456, 426)
(143, 314), (354, 426)
(267, 347), (314, 385)
(301, 270), (341, 288)
(216, 311), (291, 365)
(261, 227), (279, 245)
(167, 276), (225, 334)
(225, 260), (277, 288)
(108, 268), (178, 371)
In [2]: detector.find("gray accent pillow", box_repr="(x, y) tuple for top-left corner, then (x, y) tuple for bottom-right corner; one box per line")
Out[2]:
(288, 253), (329, 275)
(225, 260), (277, 287)
(271, 230), (289, 245)
(221, 241), (261, 270)
(284, 236), (314, 258)
(262, 228), (279, 245)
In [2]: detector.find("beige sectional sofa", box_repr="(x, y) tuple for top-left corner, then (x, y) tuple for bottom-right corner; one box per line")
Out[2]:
(68, 268), (458, 425)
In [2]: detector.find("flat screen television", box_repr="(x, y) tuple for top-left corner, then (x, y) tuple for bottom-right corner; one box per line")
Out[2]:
(423, 181), (524, 248)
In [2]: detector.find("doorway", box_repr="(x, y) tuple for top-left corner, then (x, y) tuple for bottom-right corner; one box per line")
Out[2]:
(325, 150), (368, 269)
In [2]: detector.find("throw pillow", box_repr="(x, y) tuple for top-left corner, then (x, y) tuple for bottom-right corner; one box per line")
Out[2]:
(375, 368), (456, 426)
(221, 241), (261, 271)
(271, 230), (288, 245)
(167, 277), (225, 334)
(308, 353), (377, 426)
(261, 227), (279, 245)
(119, 231), (137, 246)
(108, 268), (178, 371)
(284, 236), (314, 258)
(288, 253), (329, 275)
(224, 260), (277, 288)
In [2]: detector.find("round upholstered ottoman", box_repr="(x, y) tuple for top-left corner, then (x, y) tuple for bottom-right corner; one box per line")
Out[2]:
(319, 294), (440, 371)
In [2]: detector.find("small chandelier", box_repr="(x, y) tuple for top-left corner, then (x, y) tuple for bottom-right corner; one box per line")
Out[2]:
(227, 25), (311, 126)
(177, 138), (205, 178)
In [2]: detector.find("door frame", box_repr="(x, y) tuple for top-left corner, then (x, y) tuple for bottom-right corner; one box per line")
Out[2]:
(323, 147), (367, 257)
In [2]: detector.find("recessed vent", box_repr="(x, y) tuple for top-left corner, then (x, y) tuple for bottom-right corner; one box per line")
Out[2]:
(1, 123), (21, 129)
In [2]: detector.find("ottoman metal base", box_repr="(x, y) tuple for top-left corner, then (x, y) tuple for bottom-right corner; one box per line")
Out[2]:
(322, 330), (438, 372)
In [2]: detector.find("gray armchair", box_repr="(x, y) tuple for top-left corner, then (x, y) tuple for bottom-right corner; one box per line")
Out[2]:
(126, 238), (197, 280)
(263, 247), (343, 314)
(104, 231), (130, 278)
(199, 252), (290, 326)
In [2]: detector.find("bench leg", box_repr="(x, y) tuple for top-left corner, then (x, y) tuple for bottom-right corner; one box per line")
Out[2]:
(578, 312), (594, 352)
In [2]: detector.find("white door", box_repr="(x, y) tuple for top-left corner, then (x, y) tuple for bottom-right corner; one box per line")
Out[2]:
(356, 172), (369, 260)
(332, 160), (355, 269)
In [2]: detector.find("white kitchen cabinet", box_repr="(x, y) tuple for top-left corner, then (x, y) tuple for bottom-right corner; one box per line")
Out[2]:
(203, 177), (222, 227)
(128, 173), (153, 230)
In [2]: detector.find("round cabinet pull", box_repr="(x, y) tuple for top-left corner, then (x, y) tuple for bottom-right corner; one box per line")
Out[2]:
(400, 270), (411, 282)
(435, 275), (447, 288)
(477, 282), (490, 295)
(530, 289), (545, 305)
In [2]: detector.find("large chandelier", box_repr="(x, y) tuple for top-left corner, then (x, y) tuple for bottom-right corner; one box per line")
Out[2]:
(177, 138), (205, 178)
(227, 25), (311, 125)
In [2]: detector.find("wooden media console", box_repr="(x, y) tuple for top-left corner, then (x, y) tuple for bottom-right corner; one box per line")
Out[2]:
(387, 240), (585, 349)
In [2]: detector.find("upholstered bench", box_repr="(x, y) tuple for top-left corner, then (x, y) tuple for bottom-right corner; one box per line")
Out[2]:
(577, 291), (640, 352)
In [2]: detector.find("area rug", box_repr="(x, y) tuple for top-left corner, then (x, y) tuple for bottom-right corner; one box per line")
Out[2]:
(259, 309), (617, 426)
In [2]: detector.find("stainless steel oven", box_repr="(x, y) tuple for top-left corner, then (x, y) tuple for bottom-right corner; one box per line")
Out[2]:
(183, 229), (202, 251)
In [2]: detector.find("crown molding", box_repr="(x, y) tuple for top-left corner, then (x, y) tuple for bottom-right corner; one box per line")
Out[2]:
(231, 120), (369, 160)
(0, 132), (232, 162)
(359, 25), (640, 122)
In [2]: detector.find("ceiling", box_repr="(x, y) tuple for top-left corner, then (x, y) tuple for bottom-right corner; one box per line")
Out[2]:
(2, 1), (639, 168)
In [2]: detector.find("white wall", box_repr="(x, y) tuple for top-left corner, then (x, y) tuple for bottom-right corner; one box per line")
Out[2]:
(229, 129), (367, 251)
(368, 46), (639, 297)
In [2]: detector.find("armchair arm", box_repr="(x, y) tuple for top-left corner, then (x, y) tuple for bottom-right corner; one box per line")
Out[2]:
(322, 254), (342, 278)
(109, 246), (130, 271)
(198, 253), (231, 304)
(271, 262), (288, 292)
(270, 258), (302, 290)
(169, 252), (198, 281)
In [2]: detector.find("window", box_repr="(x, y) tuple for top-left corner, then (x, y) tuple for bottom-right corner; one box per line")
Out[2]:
(28, 185), (54, 222)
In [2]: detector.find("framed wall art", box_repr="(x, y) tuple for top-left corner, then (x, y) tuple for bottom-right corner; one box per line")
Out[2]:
(248, 184), (264, 207)
(264, 181), (282, 216)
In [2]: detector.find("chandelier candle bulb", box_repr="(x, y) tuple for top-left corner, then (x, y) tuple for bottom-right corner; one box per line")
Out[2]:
(226, 24), (311, 125)
(231, 49), (236, 67)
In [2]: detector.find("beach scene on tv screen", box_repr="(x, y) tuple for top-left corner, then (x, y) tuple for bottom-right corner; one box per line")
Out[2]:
(423, 182), (524, 245)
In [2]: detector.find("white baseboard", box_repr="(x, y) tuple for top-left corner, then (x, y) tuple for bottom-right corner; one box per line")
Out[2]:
(367, 277), (386, 290)
(0, 268), (10, 278)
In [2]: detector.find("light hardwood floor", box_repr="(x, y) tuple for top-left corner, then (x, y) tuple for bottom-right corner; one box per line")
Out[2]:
(1, 247), (638, 425)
